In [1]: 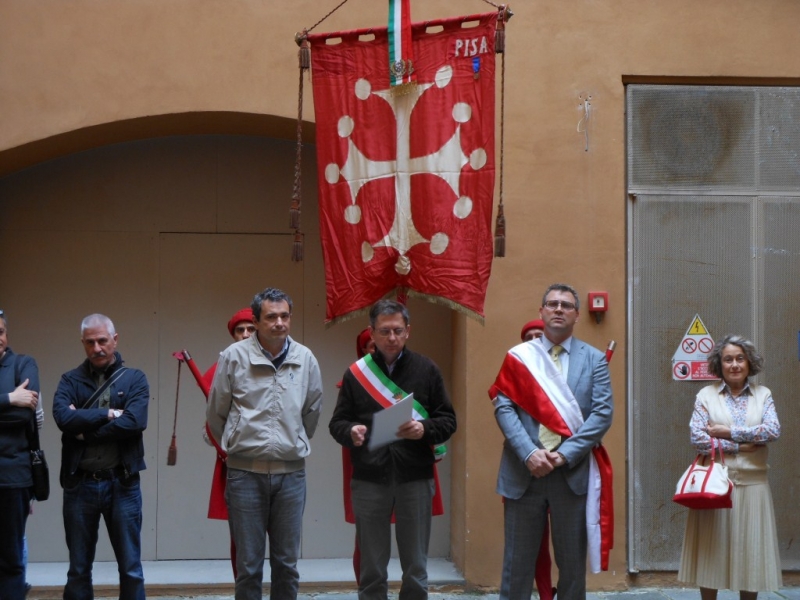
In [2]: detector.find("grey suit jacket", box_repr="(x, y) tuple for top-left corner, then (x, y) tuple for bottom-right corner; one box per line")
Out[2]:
(494, 337), (613, 498)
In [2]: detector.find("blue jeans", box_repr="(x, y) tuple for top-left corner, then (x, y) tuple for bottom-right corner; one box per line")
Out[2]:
(226, 468), (306, 600)
(62, 474), (145, 600)
(0, 487), (31, 600)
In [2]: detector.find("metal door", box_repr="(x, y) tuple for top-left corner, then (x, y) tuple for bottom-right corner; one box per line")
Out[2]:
(628, 84), (800, 571)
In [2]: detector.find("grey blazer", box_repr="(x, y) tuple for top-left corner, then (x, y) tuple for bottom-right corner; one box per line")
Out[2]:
(494, 337), (613, 498)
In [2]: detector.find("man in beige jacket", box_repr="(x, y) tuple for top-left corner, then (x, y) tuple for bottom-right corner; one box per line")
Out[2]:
(207, 287), (323, 600)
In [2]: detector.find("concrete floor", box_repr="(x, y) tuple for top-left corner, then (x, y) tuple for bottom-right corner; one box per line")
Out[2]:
(26, 557), (463, 598)
(25, 560), (800, 599)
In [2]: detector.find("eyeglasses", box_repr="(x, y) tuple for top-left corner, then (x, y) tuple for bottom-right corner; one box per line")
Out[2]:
(542, 300), (577, 312)
(374, 327), (408, 338)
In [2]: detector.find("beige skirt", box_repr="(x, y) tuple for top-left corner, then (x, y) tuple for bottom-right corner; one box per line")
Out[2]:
(678, 479), (782, 592)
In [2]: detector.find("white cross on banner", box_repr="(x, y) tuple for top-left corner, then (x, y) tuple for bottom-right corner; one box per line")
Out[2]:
(308, 12), (498, 324)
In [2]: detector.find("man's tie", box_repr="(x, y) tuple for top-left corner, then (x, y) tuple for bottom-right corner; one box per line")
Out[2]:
(538, 345), (564, 451)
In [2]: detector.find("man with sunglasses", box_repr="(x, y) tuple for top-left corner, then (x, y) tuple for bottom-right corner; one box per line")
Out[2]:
(490, 283), (613, 600)
(329, 299), (457, 600)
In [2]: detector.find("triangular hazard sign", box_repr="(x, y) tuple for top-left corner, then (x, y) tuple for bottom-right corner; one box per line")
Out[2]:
(687, 316), (708, 335)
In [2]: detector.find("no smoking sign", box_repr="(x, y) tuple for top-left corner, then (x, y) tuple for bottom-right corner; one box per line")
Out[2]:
(671, 315), (718, 382)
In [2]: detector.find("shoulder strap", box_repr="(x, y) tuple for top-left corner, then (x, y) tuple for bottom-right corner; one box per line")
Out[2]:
(80, 367), (128, 409)
(26, 407), (41, 450)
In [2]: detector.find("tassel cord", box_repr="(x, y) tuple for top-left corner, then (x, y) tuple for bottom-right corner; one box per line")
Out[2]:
(291, 41), (305, 233)
(304, 0), (353, 35)
(292, 0), (354, 260)
(494, 7), (509, 257)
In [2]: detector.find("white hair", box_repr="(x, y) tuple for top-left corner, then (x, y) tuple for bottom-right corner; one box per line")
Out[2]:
(80, 314), (116, 336)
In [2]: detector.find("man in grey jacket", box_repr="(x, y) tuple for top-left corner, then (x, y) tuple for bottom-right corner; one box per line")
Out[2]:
(490, 283), (613, 600)
(207, 288), (323, 600)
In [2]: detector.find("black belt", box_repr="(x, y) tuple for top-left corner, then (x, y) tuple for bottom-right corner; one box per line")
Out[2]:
(78, 466), (128, 481)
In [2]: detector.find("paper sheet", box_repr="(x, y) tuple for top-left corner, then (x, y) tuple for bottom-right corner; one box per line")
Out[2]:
(367, 393), (414, 451)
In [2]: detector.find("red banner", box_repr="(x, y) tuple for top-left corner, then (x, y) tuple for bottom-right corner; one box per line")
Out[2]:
(309, 12), (497, 323)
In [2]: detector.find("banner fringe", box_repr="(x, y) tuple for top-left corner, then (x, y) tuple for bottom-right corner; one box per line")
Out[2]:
(406, 289), (485, 325)
(324, 305), (372, 329)
(324, 288), (485, 328)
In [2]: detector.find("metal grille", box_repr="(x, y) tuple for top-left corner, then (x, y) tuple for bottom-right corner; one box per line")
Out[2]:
(628, 85), (800, 572)
(628, 86), (756, 192)
(760, 90), (800, 190)
(760, 197), (800, 563)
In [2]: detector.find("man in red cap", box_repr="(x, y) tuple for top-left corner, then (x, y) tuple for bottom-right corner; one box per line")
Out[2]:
(521, 319), (545, 342)
(190, 308), (255, 577)
(199, 308), (256, 391)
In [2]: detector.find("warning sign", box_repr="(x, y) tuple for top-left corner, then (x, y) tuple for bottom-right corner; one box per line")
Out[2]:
(671, 314), (718, 382)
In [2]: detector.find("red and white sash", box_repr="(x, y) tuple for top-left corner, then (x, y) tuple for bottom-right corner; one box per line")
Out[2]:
(489, 341), (613, 572)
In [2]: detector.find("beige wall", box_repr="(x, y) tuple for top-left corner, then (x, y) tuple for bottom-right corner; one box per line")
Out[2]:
(0, 134), (454, 562)
(4, 0), (800, 588)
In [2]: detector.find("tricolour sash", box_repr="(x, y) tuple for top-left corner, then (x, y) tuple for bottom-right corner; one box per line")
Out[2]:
(489, 341), (613, 573)
(350, 354), (446, 459)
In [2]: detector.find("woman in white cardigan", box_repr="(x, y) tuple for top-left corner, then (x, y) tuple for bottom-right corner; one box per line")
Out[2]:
(679, 335), (782, 600)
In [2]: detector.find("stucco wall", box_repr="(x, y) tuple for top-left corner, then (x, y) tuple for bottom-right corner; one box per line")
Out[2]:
(4, 0), (800, 588)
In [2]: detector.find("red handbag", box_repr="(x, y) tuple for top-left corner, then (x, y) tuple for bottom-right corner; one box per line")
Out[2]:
(673, 438), (733, 510)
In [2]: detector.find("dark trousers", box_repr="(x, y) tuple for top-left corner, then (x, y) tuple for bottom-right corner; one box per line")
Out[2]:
(0, 487), (32, 600)
(500, 468), (588, 600)
(351, 477), (434, 600)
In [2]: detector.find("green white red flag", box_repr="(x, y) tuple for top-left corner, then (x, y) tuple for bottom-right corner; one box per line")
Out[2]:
(388, 0), (415, 87)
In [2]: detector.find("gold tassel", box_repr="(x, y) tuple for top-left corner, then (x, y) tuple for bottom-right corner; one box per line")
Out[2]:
(289, 195), (301, 230)
(292, 230), (304, 262)
(295, 31), (310, 70)
(495, 5), (513, 54)
(494, 207), (506, 257)
(495, 28), (505, 54)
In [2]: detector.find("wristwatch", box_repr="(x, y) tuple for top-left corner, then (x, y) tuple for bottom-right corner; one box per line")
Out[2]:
(113, 409), (123, 419)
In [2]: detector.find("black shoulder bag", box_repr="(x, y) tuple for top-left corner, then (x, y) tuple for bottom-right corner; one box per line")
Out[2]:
(27, 421), (49, 501)
(14, 356), (49, 501)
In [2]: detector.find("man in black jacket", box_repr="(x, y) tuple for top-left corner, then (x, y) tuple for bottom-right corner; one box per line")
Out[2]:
(329, 300), (457, 600)
(0, 310), (40, 600)
(53, 314), (149, 600)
